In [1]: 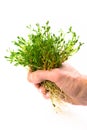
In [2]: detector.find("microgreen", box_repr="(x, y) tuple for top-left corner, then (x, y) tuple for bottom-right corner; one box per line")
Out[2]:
(5, 21), (84, 109)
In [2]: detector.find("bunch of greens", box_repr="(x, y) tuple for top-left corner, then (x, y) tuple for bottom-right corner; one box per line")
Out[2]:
(5, 21), (83, 108)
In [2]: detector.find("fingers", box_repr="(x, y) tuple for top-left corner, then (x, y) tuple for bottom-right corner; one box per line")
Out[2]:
(27, 70), (51, 99)
(43, 92), (50, 99)
(27, 68), (62, 84)
(27, 70), (51, 84)
(27, 68), (63, 100)
(34, 83), (50, 99)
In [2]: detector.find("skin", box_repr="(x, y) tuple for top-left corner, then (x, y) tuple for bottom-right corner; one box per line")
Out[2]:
(27, 63), (87, 105)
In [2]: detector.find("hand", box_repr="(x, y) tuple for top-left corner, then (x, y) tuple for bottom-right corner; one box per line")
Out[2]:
(27, 63), (87, 105)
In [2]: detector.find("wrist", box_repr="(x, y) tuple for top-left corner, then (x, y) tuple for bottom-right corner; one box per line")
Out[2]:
(74, 74), (87, 105)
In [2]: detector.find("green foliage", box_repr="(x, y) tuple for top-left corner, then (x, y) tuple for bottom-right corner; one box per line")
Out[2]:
(5, 21), (84, 109)
(5, 21), (83, 71)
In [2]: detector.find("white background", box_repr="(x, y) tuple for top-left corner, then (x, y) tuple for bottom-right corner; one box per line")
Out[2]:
(0, 0), (87, 130)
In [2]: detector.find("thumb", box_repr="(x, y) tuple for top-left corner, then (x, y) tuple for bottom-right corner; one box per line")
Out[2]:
(27, 70), (51, 84)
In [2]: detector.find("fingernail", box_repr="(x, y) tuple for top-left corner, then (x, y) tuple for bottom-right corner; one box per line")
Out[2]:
(45, 92), (50, 98)
(39, 87), (42, 93)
